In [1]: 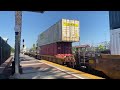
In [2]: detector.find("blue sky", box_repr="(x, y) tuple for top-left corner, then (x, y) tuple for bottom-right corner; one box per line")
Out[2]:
(0, 11), (110, 48)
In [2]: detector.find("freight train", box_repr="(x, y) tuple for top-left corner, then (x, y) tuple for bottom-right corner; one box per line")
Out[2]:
(26, 19), (79, 68)
(0, 36), (11, 65)
(72, 45), (120, 79)
(25, 19), (120, 79)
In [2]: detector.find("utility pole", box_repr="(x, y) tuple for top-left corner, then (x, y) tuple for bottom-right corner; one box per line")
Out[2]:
(13, 11), (22, 78)
(11, 11), (44, 79)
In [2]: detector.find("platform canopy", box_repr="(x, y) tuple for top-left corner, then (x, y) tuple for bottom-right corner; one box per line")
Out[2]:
(30, 11), (44, 13)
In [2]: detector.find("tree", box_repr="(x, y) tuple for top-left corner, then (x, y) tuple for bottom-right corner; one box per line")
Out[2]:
(30, 44), (36, 51)
(32, 44), (35, 50)
(33, 44), (35, 48)
(72, 47), (75, 53)
(98, 44), (105, 51)
(11, 47), (15, 53)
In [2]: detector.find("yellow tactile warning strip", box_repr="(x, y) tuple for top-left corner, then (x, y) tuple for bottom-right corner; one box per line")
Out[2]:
(39, 60), (104, 79)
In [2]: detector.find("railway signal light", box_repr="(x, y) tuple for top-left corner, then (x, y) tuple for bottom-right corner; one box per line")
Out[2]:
(23, 39), (24, 42)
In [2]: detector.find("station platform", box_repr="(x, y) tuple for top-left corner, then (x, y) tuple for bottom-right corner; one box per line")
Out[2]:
(17, 54), (104, 79)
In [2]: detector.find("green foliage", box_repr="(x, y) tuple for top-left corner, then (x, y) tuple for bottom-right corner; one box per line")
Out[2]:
(30, 44), (36, 51)
(11, 47), (15, 53)
(98, 45), (105, 51)
(72, 47), (76, 53)
(33, 44), (35, 48)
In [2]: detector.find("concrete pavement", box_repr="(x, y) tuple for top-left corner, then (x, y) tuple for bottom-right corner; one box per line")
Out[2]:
(13, 54), (103, 79)
(19, 54), (78, 79)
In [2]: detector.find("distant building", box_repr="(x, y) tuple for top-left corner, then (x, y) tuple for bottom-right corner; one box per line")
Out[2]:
(73, 44), (90, 48)
(72, 44), (90, 53)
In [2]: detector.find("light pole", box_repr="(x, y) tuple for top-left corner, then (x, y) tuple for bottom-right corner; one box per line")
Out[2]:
(13, 11), (22, 79)
(14, 31), (20, 76)
(11, 11), (44, 79)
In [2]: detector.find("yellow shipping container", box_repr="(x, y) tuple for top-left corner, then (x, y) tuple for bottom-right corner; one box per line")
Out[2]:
(38, 19), (80, 46)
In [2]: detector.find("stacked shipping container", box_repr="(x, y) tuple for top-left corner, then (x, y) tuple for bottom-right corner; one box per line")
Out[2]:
(109, 11), (120, 30)
(37, 19), (80, 57)
(38, 19), (79, 46)
(40, 42), (72, 56)
(109, 11), (120, 55)
(110, 28), (120, 55)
